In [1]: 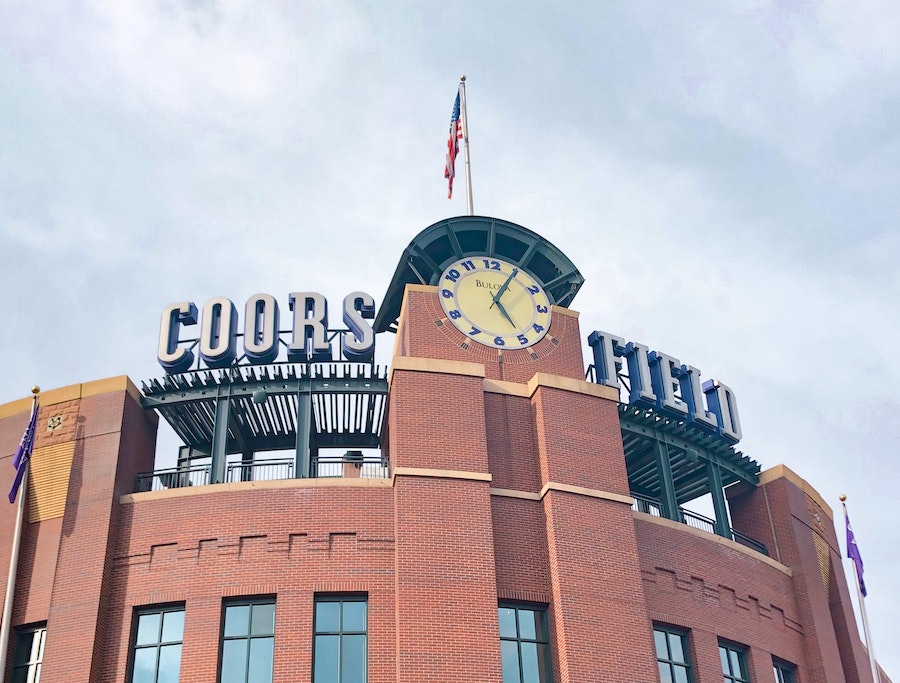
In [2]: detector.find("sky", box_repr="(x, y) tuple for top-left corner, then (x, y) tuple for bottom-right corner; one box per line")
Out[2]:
(1, 0), (898, 675)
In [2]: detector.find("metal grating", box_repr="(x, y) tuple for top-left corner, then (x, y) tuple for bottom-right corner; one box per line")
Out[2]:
(141, 363), (388, 457)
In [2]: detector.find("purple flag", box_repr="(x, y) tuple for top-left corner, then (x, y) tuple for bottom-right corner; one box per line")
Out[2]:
(845, 509), (867, 597)
(9, 401), (38, 504)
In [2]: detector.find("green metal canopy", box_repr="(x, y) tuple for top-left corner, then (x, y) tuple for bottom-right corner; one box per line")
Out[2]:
(375, 216), (584, 333)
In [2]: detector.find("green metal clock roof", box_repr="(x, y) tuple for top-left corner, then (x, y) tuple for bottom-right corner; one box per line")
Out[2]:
(375, 215), (584, 333)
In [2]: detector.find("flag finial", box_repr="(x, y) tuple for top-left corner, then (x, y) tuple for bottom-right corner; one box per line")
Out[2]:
(31, 386), (40, 395)
(460, 75), (466, 81)
(840, 494), (847, 502)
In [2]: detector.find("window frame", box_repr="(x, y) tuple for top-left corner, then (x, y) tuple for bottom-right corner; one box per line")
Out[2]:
(654, 624), (692, 683)
(719, 641), (750, 683)
(498, 602), (552, 683)
(773, 658), (796, 683)
(219, 596), (277, 683)
(312, 594), (368, 683)
(127, 604), (185, 683)
(11, 622), (46, 683)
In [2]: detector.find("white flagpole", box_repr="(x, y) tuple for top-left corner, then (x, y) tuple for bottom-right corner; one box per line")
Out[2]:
(0, 388), (39, 683)
(458, 75), (474, 216)
(841, 496), (880, 683)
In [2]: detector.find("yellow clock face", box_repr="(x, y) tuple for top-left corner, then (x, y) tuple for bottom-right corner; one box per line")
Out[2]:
(439, 257), (552, 349)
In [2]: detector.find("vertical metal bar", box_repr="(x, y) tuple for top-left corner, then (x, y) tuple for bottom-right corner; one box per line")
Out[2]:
(654, 440), (679, 522)
(459, 75), (474, 216)
(707, 459), (732, 539)
(210, 387), (231, 484)
(295, 389), (311, 478)
(0, 466), (28, 683)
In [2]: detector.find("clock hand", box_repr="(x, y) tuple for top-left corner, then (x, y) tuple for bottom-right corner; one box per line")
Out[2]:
(494, 299), (517, 328)
(490, 268), (519, 308)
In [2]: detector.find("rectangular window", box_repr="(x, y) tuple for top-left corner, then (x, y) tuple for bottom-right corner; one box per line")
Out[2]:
(498, 604), (551, 683)
(313, 595), (367, 683)
(654, 625), (692, 683)
(773, 659), (796, 683)
(719, 642), (750, 683)
(11, 623), (46, 683)
(220, 598), (276, 683)
(130, 606), (184, 683)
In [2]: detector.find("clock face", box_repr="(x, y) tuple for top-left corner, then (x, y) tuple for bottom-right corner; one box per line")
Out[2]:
(439, 257), (552, 349)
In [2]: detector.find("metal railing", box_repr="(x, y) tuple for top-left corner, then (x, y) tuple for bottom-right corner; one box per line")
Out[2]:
(312, 453), (390, 479)
(631, 493), (768, 556)
(134, 464), (211, 492)
(226, 459), (294, 483)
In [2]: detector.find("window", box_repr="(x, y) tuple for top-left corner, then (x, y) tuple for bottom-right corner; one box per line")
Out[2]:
(130, 606), (184, 683)
(11, 623), (45, 683)
(654, 626), (691, 683)
(313, 595), (367, 683)
(719, 642), (750, 683)
(773, 659), (796, 683)
(220, 599), (276, 683)
(498, 604), (551, 683)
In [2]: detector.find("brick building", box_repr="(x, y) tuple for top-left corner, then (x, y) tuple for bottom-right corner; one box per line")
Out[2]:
(0, 216), (883, 683)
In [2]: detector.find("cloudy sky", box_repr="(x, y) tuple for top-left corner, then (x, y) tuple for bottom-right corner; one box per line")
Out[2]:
(1, 0), (897, 674)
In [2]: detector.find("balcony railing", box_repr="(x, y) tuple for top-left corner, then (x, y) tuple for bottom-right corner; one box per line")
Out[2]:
(134, 464), (211, 492)
(135, 453), (390, 493)
(631, 492), (768, 556)
(226, 459), (294, 483)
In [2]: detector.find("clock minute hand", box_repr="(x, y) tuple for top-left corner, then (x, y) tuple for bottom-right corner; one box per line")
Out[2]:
(494, 299), (517, 329)
(491, 268), (519, 307)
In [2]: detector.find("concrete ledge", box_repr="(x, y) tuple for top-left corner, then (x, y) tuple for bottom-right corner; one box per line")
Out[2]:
(390, 356), (486, 383)
(483, 379), (530, 397)
(490, 488), (541, 500)
(0, 375), (141, 419)
(491, 483), (632, 506)
(393, 467), (492, 483)
(404, 284), (439, 294)
(527, 372), (620, 402)
(550, 305), (579, 318)
(120, 476), (392, 504)
(633, 511), (793, 575)
(758, 464), (833, 520)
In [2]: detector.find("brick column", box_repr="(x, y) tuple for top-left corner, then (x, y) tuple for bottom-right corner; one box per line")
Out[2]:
(728, 466), (873, 683)
(530, 375), (658, 683)
(389, 358), (503, 683)
(37, 380), (156, 682)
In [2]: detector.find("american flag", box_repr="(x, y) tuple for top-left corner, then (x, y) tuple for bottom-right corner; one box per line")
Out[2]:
(444, 89), (463, 199)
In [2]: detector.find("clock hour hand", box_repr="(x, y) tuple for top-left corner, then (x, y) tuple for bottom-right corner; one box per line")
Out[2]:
(494, 298), (517, 328)
(491, 268), (519, 307)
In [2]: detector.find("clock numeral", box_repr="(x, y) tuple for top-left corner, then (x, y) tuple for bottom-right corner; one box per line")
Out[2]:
(536, 304), (548, 313)
(460, 260), (475, 271)
(517, 334), (529, 345)
(527, 284), (540, 294)
(441, 289), (453, 298)
(493, 336), (506, 346)
(469, 326), (481, 336)
(482, 259), (501, 270)
(444, 269), (461, 283)
(448, 309), (462, 320)
(532, 323), (544, 334)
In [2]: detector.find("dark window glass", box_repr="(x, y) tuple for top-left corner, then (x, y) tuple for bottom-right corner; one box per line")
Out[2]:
(773, 660), (796, 683)
(220, 599), (276, 683)
(654, 626), (692, 683)
(11, 624), (46, 683)
(313, 595), (367, 683)
(498, 604), (551, 683)
(719, 642), (750, 683)
(130, 607), (184, 683)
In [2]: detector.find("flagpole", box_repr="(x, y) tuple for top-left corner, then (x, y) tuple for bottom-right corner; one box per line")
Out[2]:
(841, 495), (880, 683)
(459, 75), (474, 216)
(0, 387), (39, 683)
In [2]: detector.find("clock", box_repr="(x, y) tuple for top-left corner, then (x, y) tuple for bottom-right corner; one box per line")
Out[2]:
(438, 257), (552, 349)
